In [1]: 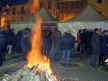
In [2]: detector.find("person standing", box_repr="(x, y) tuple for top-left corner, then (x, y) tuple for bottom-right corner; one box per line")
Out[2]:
(80, 29), (86, 55)
(91, 28), (102, 68)
(53, 29), (61, 61)
(0, 29), (7, 66)
(21, 28), (31, 56)
(60, 31), (75, 65)
(77, 30), (81, 52)
(99, 30), (108, 66)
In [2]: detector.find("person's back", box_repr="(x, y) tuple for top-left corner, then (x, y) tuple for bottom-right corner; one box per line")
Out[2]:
(16, 31), (23, 52)
(61, 32), (75, 49)
(77, 31), (81, 44)
(80, 31), (85, 44)
(102, 31), (108, 54)
(90, 29), (102, 67)
(0, 30), (7, 66)
(21, 30), (31, 55)
(60, 32), (75, 65)
(91, 31), (101, 54)
(54, 30), (61, 48)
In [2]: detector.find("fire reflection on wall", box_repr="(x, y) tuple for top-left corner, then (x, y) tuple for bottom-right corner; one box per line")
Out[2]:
(43, 0), (87, 21)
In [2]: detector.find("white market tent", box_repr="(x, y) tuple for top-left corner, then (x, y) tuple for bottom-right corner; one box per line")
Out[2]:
(10, 5), (107, 34)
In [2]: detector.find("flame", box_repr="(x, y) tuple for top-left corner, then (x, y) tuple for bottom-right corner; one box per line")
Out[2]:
(26, 0), (57, 80)
(30, 0), (40, 15)
(26, 16), (52, 74)
(0, 16), (8, 30)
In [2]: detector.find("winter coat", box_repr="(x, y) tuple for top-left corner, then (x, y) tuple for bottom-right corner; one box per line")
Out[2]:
(54, 31), (61, 48)
(61, 33), (75, 50)
(102, 35), (108, 55)
(91, 32), (102, 55)
(0, 30), (7, 52)
(77, 32), (81, 44)
(87, 31), (93, 47)
(21, 31), (31, 50)
(80, 32), (86, 44)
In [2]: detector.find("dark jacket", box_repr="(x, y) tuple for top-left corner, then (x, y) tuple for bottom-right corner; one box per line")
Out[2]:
(0, 30), (7, 52)
(61, 33), (75, 49)
(91, 32), (102, 55)
(102, 35), (108, 54)
(21, 31), (31, 50)
(80, 32), (86, 44)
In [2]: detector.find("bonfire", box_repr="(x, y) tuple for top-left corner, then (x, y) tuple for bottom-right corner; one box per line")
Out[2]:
(2, 0), (58, 81)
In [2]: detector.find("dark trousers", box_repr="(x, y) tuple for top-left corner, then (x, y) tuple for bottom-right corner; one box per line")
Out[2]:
(99, 54), (105, 65)
(77, 43), (81, 52)
(0, 53), (3, 66)
(0, 43), (7, 62)
(80, 43), (86, 54)
(90, 54), (97, 68)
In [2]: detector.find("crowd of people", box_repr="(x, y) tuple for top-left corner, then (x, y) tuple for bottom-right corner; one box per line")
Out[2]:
(0, 25), (108, 68)
(0, 26), (31, 66)
(77, 28), (108, 67)
(0, 25), (61, 66)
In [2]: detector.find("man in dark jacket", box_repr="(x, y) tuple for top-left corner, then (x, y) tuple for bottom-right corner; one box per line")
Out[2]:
(21, 28), (31, 55)
(80, 29), (88, 57)
(91, 28), (102, 68)
(0, 28), (7, 66)
(86, 29), (93, 55)
(99, 30), (108, 66)
(53, 30), (61, 61)
(61, 32), (75, 65)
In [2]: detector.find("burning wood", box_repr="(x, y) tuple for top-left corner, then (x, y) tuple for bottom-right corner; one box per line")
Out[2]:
(2, 65), (56, 81)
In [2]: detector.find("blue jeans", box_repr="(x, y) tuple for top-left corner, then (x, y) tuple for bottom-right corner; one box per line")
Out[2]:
(90, 55), (97, 68)
(54, 47), (60, 61)
(61, 49), (71, 64)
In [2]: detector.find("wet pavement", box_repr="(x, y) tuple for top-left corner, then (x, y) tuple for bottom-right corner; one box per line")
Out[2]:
(0, 53), (108, 81)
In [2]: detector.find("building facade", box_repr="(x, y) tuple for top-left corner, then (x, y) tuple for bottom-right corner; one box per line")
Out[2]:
(43, 0), (88, 21)
(88, 0), (108, 19)
(1, 0), (33, 22)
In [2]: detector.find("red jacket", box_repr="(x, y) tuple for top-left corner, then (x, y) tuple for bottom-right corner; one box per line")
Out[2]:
(77, 33), (81, 44)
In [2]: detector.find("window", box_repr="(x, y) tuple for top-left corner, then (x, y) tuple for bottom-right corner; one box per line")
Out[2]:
(97, 0), (103, 3)
(21, 7), (25, 14)
(12, 8), (16, 15)
(76, 1), (81, 8)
